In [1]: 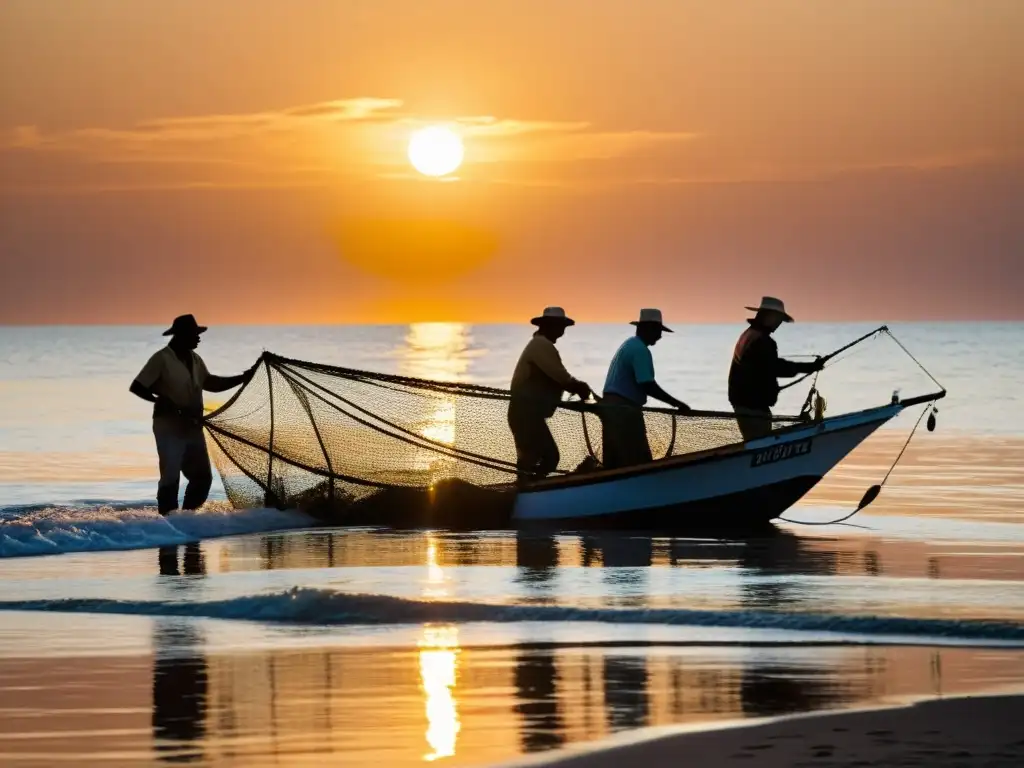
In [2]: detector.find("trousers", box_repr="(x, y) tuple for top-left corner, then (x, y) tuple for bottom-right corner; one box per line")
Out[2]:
(599, 394), (653, 470)
(507, 400), (560, 482)
(733, 406), (774, 442)
(153, 417), (212, 515)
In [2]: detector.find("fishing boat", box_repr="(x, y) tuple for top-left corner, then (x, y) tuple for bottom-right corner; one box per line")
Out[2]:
(203, 326), (945, 531)
(512, 392), (941, 529)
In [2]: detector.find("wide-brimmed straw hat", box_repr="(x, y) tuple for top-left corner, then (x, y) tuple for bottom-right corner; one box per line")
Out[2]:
(745, 296), (794, 323)
(162, 314), (208, 336)
(629, 308), (673, 333)
(530, 307), (576, 326)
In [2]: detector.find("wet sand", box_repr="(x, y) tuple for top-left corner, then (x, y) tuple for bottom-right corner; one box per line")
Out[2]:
(498, 693), (1024, 767)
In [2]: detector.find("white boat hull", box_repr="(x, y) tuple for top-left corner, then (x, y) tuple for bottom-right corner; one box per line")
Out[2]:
(511, 403), (902, 529)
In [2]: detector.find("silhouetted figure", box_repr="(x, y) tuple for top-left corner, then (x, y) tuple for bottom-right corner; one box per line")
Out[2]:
(600, 309), (691, 469)
(130, 314), (255, 515)
(508, 307), (592, 482)
(729, 297), (822, 442)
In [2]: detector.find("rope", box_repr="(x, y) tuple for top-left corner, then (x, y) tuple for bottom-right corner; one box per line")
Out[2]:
(883, 328), (945, 392)
(777, 402), (931, 526)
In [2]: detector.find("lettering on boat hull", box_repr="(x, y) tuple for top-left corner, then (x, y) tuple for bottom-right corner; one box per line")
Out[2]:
(750, 438), (813, 468)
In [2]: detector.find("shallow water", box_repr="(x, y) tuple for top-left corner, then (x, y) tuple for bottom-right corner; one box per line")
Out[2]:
(0, 323), (1022, 766)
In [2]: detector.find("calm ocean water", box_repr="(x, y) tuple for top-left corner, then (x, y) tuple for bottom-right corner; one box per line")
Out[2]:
(1, 322), (1022, 766)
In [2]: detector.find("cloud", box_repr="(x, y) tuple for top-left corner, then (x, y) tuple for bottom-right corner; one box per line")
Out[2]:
(5, 95), (1007, 196)
(0, 97), (702, 193)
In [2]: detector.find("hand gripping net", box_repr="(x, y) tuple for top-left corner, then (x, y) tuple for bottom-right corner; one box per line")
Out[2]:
(203, 353), (803, 517)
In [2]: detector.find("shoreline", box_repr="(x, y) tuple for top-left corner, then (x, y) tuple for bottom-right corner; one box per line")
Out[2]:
(493, 689), (1024, 767)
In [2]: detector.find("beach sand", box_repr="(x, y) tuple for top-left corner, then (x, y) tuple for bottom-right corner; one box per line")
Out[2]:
(497, 694), (1024, 767)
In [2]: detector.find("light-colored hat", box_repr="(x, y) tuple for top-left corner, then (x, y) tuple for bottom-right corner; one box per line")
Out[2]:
(745, 296), (794, 323)
(629, 308), (673, 333)
(530, 306), (576, 326)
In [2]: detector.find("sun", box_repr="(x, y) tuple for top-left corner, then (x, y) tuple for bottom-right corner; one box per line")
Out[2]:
(408, 125), (464, 177)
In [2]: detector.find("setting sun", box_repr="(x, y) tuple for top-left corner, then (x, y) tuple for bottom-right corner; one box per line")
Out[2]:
(408, 126), (464, 177)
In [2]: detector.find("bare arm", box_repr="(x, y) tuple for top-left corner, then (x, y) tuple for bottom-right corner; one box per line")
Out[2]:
(204, 373), (247, 392)
(641, 381), (691, 412)
(203, 363), (257, 393)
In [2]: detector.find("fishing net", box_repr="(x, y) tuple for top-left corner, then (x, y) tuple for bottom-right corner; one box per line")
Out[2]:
(203, 353), (806, 519)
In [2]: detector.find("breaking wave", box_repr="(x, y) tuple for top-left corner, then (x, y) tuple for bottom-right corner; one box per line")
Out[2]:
(2, 587), (1023, 644)
(0, 501), (313, 558)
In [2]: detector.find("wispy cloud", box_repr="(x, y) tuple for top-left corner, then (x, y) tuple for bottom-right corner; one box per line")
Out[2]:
(0, 97), (699, 192)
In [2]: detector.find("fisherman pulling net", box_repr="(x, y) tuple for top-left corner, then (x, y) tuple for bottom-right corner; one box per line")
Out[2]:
(202, 355), (807, 518)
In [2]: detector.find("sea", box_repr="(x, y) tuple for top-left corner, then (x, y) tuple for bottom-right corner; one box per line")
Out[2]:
(0, 322), (1022, 766)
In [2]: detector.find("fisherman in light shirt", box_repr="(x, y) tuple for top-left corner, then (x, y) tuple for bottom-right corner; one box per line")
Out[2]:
(130, 314), (256, 515)
(600, 309), (691, 469)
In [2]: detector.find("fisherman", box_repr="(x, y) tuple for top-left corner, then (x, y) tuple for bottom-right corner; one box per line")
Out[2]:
(508, 307), (593, 482)
(130, 314), (256, 516)
(600, 309), (691, 469)
(729, 296), (823, 441)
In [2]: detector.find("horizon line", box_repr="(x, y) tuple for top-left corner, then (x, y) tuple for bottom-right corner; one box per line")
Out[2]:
(2, 318), (1022, 330)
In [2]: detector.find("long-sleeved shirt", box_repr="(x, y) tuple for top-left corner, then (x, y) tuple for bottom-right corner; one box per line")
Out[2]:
(510, 333), (578, 417)
(728, 321), (815, 409)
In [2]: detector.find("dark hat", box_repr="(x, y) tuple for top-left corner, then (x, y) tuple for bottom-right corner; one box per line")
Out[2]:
(745, 296), (794, 323)
(530, 306), (576, 327)
(629, 308), (673, 333)
(162, 314), (208, 336)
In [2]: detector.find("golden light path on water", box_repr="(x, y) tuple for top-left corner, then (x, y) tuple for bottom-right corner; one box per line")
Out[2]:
(399, 323), (471, 478)
(418, 535), (462, 760)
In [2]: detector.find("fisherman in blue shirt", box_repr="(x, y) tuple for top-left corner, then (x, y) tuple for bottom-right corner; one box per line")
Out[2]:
(600, 309), (692, 469)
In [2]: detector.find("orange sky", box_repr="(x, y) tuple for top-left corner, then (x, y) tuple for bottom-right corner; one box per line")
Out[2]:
(1, 0), (1022, 324)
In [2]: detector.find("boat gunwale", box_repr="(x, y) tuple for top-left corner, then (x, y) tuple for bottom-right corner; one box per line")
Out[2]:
(514, 400), (919, 494)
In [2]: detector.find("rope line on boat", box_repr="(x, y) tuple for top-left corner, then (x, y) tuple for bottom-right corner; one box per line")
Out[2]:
(777, 401), (932, 527)
(882, 328), (945, 393)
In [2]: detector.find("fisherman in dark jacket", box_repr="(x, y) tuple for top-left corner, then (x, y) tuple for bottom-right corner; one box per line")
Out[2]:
(729, 297), (822, 442)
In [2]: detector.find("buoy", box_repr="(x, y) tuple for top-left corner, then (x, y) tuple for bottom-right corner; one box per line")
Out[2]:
(856, 484), (882, 511)
(927, 410), (937, 432)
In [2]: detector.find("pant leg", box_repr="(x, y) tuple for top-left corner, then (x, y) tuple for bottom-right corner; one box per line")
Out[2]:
(534, 420), (560, 477)
(600, 396), (651, 469)
(180, 428), (213, 511)
(621, 406), (652, 466)
(508, 402), (558, 482)
(153, 418), (186, 515)
(734, 406), (774, 442)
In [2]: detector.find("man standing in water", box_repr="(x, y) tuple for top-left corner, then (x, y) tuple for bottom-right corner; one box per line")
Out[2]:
(601, 309), (691, 469)
(508, 307), (592, 483)
(729, 297), (823, 441)
(130, 314), (255, 516)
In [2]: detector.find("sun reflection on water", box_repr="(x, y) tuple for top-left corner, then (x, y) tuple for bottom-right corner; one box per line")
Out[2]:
(399, 322), (474, 383)
(424, 534), (448, 598)
(399, 323), (474, 477)
(418, 624), (461, 761)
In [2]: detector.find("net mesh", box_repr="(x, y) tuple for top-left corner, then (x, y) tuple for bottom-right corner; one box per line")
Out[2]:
(204, 353), (806, 517)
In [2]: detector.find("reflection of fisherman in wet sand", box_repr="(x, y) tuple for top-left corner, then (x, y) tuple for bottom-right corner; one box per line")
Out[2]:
(600, 309), (691, 470)
(508, 308), (593, 483)
(153, 543), (208, 759)
(729, 297), (823, 442)
(130, 314), (256, 516)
